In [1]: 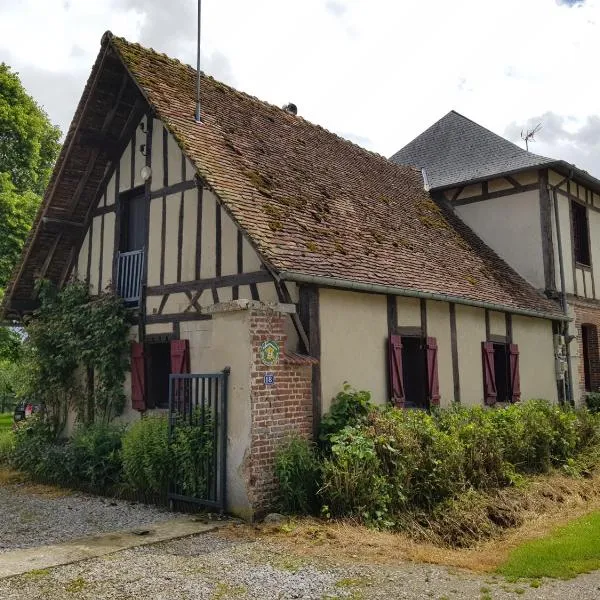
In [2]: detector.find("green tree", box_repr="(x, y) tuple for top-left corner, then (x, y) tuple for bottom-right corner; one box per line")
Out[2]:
(0, 63), (61, 289)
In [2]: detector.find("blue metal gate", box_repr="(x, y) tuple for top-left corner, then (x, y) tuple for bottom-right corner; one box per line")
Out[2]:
(168, 369), (229, 511)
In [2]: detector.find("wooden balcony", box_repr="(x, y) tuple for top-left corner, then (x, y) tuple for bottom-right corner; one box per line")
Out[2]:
(116, 248), (144, 306)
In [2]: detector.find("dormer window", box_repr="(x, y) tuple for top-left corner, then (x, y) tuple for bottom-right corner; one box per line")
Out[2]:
(572, 200), (591, 266)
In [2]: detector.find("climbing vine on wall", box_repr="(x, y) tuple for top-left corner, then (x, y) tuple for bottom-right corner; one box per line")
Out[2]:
(23, 280), (132, 433)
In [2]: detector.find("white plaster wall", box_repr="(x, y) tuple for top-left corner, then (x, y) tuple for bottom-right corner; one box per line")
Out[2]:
(552, 194), (575, 294)
(147, 196), (162, 286)
(76, 231), (89, 280)
(397, 296), (421, 326)
(511, 315), (558, 403)
(179, 312), (252, 515)
(163, 193), (180, 285)
(426, 300), (454, 406)
(488, 311), (505, 336)
(101, 212), (115, 291)
(456, 189), (545, 290)
(590, 209), (600, 297)
(200, 190), (217, 279)
(455, 304), (486, 406)
(181, 189), (198, 281)
(88, 216), (102, 294)
(320, 289), (388, 410)
(221, 210), (238, 276)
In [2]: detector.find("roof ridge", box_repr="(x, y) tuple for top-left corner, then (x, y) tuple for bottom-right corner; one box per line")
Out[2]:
(110, 33), (393, 167)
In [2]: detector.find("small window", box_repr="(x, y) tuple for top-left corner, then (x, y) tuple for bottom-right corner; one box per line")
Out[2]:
(401, 337), (428, 409)
(581, 324), (599, 392)
(572, 201), (590, 266)
(493, 343), (510, 403)
(120, 187), (146, 252)
(482, 341), (520, 404)
(146, 340), (171, 409)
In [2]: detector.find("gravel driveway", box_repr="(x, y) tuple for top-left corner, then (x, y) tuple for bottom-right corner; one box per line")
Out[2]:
(0, 479), (173, 552)
(1, 529), (600, 599)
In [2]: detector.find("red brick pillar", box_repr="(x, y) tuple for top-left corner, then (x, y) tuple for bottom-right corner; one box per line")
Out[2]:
(247, 308), (313, 515)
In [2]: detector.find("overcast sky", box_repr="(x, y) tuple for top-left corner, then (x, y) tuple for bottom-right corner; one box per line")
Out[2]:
(1, 0), (599, 175)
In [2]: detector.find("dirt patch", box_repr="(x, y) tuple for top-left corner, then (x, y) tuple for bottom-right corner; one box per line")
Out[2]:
(220, 472), (600, 573)
(0, 468), (72, 498)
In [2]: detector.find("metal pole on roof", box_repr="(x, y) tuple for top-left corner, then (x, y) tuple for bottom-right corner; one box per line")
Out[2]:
(194, 0), (202, 123)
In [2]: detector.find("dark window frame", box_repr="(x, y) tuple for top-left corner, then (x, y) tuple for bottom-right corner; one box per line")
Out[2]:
(400, 335), (429, 410)
(144, 333), (173, 410)
(492, 342), (511, 403)
(119, 185), (146, 253)
(581, 323), (599, 393)
(572, 200), (591, 267)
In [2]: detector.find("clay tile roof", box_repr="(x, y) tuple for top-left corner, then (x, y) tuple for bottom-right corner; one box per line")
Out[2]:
(282, 352), (319, 366)
(3, 33), (563, 320)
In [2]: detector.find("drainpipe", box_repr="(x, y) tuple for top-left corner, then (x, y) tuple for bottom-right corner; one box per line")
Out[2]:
(550, 170), (575, 406)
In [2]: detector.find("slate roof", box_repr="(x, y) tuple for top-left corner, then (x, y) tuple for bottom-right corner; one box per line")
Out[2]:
(390, 110), (560, 190)
(2, 34), (563, 319)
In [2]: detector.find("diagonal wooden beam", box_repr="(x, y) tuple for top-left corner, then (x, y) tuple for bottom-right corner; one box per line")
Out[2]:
(504, 175), (522, 188)
(67, 72), (132, 215)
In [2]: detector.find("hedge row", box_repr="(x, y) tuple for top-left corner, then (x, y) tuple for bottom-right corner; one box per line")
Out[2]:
(276, 388), (600, 530)
(1, 414), (212, 501)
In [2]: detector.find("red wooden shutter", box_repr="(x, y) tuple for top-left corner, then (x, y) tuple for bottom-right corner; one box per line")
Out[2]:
(388, 334), (405, 407)
(131, 342), (146, 411)
(170, 339), (190, 374)
(425, 337), (440, 406)
(509, 344), (521, 403)
(482, 341), (497, 405)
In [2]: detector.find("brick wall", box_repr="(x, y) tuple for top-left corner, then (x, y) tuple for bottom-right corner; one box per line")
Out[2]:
(570, 297), (600, 397)
(247, 308), (313, 515)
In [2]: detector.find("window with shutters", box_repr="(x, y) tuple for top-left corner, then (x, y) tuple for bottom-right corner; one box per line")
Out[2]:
(131, 336), (191, 411)
(581, 324), (599, 392)
(388, 334), (439, 409)
(482, 341), (520, 404)
(146, 340), (171, 409)
(572, 200), (590, 266)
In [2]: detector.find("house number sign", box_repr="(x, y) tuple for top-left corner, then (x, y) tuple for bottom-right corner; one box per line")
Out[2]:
(259, 340), (280, 366)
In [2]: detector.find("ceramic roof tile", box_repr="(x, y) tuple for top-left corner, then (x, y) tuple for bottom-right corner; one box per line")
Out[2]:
(110, 37), (559, 317)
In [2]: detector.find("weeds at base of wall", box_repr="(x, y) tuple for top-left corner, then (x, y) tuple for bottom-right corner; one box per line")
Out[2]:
(274, 388), (600, 548)
(223, 471), (600, 572)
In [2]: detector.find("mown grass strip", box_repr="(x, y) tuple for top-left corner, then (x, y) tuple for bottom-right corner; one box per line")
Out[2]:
(0, 413), (13, 431)
(498, 510), (600, 579)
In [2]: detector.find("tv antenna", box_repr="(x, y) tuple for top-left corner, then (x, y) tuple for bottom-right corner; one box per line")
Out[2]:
(521, 123), (542, 151)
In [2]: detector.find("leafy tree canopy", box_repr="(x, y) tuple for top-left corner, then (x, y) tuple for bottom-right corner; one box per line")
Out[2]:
(0, 63), (61, 195)
(0, 64), (61, 290)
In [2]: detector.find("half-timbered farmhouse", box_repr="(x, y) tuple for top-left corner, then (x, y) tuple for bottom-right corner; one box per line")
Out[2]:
(392, 110), (600, 407)
(4, 34), (566, 516)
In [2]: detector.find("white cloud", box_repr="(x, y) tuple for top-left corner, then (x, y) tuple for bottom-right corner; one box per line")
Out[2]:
(1, 0), (599, 176)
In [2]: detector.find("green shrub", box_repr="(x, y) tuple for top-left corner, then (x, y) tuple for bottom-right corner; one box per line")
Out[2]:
(67, 423), (123, 489)
(11, 417), (123, 488)
(319, 426), (390, 522)
(0, 429), (15, 464)
(369, 409), (465, 510)
(437, 405), (515, 490)
(586, 393), (600, 414)
(122, 415), (171, 496)
(11, 415), (55, 474)
(274, 435), (320, 514)
(319, 384), (376, 448)
(171, 410), (215, 498)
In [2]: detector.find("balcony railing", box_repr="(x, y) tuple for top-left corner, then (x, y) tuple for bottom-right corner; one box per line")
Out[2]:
(116, 248), (144, 306)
